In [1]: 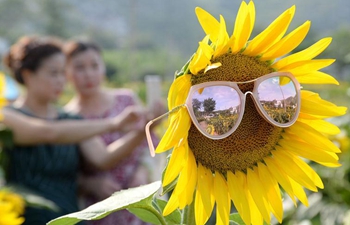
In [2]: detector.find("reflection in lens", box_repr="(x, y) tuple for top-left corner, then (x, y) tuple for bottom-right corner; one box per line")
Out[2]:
(257, 76), (298, 124)
(191, 85), (241, 137)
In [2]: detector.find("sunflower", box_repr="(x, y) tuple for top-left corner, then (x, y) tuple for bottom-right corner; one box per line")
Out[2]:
(0, 72), (7, 120)
(155, 1), (346, 225)
(0, 190), (25, 225)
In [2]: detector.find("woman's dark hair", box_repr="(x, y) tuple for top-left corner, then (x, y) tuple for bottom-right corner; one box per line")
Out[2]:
(63, 40), (101, 61)
(3, 36), (63, 85)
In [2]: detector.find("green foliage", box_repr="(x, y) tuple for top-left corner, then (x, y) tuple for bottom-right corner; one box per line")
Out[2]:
(102, 48), (184, 85)
(0, 124), (14, 148)
(203, 98), (216, 113)
(47, 181), (166, 225)
(229, 213), (245, 225)
(6, 185), (59, 212)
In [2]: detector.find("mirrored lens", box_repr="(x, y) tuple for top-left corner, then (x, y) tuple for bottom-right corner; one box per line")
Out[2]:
(257, 76), (298, 124)
(191, 85), (241, 137)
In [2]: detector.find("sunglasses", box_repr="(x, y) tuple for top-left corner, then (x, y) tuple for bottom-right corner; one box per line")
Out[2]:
(146, 72), (301, 156)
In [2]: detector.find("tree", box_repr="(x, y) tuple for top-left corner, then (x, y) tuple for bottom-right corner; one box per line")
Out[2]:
(203, 98), (216, 113)
(192, 98), (202, 113)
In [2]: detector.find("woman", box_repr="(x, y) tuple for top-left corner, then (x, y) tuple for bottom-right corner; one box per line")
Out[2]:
(64, 40), (162, 225)
(2, 36), (150, 225)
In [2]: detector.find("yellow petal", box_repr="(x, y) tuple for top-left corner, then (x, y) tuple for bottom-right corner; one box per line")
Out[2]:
(231, 1), (254, 53)
(189, 36), (213, 75)
(195, 163), (214, 225)
(213, 172), (230, 225)
(264, 157), (297, 204)
(168, 74), (191, 110)
(184, 150), (197, 206)
(295, 71), (339, 85)
(257, 162), (283, 223)
(156, 108), (191, 153)
(283, 151), (324, 189)
(176, 150), (197, 209)
(317, 161), (342, 167)
(297, 119), (340, 135)
(247, 168), (271, 223)
(204, 62), (222, 73)
(277, 59), (335, 75)
(273, 37), (332, 69)
(162, 143), (187, 186)
(298, 112), (327, 120)
(195, 7), (220, 43)
(272, 149), (319, 191)
(247, 1), (255, 34)
(227, 171), (251, 225)
(194, 189), (210, 225)
(261, 21), (310, 61)
(245, 5), (295, 56)
(163, 193), (179, 216)
(247, 190), (264, 225)
(286, 121), (341, 153)
(289, 177), (309, 206)
(300, 90), (347, 117)
(279, 136), (339, 165)
(199, 35), (213, 59)
(213, 15), (230, 58)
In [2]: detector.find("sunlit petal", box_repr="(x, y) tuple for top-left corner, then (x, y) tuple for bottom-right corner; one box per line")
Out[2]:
(295, 71), (339, 85)
(261, 21), (310, 60)
(195, 7), (220, 43)
(227, 171), (251, 225)
(213, 172), (230, 225)
(273, 37), (332, 69)
(244, 5), (295, 56)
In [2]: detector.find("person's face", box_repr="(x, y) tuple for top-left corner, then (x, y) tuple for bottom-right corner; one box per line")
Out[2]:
(24, 53), (66, 102)
(66, 49), (105, 96)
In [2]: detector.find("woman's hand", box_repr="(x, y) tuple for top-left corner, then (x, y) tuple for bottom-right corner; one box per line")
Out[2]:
(95, 177), (122, 200)
(80, 175), (122, 200)
(110, 105), (147, 133)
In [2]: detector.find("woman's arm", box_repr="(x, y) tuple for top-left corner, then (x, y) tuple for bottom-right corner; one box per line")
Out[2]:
(1, 106), (145, 145)
(79, 130), (146, 170)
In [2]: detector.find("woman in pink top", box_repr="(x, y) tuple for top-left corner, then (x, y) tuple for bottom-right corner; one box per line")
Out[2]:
(64, 40), (161, 225)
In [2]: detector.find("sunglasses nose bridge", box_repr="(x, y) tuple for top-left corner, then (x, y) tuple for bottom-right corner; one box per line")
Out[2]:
(243, 91), (254, 99)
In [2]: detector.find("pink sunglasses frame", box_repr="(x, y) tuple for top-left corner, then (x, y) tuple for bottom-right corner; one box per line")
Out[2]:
(146, 71), (301, 156)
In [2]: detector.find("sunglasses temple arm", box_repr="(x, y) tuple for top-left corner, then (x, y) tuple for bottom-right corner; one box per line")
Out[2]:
(145, 105), (186, 157)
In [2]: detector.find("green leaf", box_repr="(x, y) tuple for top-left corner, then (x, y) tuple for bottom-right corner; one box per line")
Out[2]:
(161, 177), (177, 196)
(128, 207), (162, 225)
(0, 125), (14, 148)
(175, 54), (194, 78)
(5, 185), (59, 212)
(127, 193), (162, 225)
(47, 181), (161, 225)
(229, 213), (245, 225)
(155, 198), (181, 224)
(128, 192), (181, 225)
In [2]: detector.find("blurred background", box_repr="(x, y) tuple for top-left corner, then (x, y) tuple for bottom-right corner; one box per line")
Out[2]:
(0, 0), (349, 224)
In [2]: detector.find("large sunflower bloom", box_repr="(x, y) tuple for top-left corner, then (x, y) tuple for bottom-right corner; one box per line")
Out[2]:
(155, 2), (346, 225)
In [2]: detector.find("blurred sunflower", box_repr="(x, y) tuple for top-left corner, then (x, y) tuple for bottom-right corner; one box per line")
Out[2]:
(154, 1), (346, 225)
(0, 190), (25, 225)
(0, 72), (7, 119)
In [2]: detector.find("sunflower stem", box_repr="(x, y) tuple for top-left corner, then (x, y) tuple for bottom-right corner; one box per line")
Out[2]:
(182, 201), (196, 225)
